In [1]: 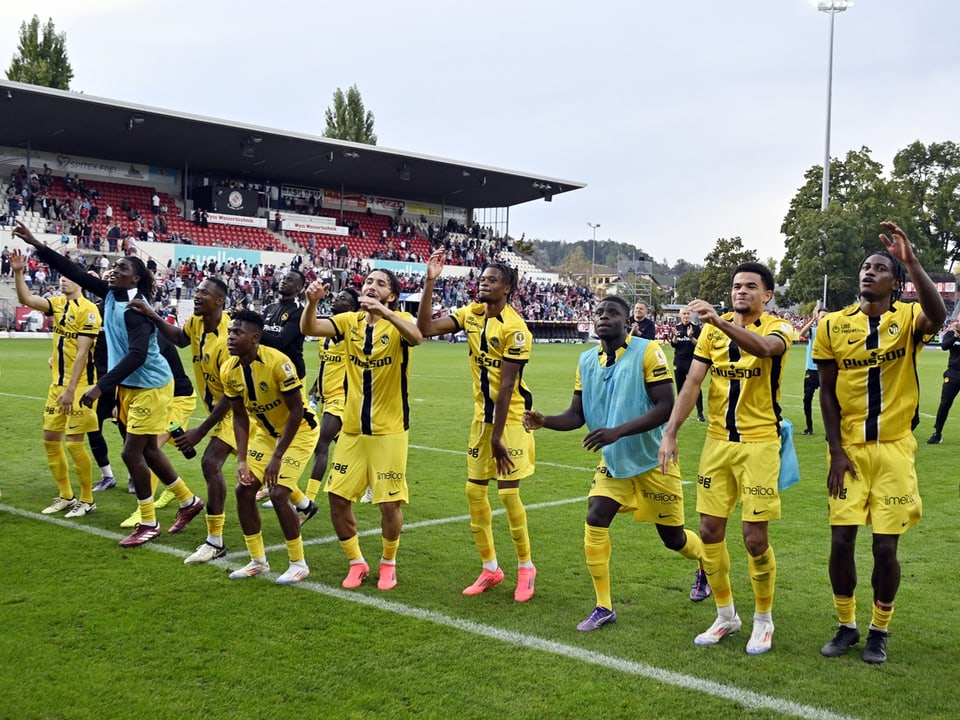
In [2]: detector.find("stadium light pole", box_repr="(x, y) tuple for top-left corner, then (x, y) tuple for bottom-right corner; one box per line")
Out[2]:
(818, 0), (852, 211)
(587, 222), (600, 285)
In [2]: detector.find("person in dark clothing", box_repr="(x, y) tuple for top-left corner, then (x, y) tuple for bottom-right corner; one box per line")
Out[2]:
(630, 301), (656, 340)
(671, 306), (705, 423)
(928, 317), (960, 444)
(86, 271), (118, 492)
(260, 269), (307, 380)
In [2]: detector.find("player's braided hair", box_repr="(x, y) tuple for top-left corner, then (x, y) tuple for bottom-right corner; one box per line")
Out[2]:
(126, 256), (155, 302)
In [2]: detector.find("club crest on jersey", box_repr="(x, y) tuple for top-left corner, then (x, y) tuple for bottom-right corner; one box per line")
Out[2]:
(281, 312), (289, 322)
(888, 322), (900, 337)
(489, 337), (500, 350)
(259, 381), (269, 392)
(380, 335), (390, 345)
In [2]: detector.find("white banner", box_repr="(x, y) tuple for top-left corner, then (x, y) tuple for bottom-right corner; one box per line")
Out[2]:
(279, 212), (348, 236)
(0, 145), (178, 186)
(206, 212), (267, 228)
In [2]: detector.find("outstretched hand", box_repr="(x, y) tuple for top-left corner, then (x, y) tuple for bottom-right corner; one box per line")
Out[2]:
(305, 280), (330, 303)
(878, 221), (916, 265)
(12, 221), (42, 248)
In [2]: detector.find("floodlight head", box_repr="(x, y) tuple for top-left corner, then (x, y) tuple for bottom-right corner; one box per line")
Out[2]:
(817, 0), (852, 12)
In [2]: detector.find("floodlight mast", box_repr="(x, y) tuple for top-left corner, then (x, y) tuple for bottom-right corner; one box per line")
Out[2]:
(818, 0), (853, 211)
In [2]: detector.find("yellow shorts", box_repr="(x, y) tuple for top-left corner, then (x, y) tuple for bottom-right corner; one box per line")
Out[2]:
(466, 420), (536, 481)
(589, 460), (686, 526)
(325, 431), (409, 504)
(163, 393), (196, 446)
(212, 408), (240, 451)
(246, 423), (319, 490)
(43, 383), (98, 434)
(696, 436), (781, 521)
(322, 396), (345, 419)
(117, 381), (173, 436)
(827, 435), (922, 534)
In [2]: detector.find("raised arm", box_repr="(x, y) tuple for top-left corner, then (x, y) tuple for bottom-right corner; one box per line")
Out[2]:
(300, 280), (338, 337)
(417, 250), (458, 338)
(13, 222), (108, 297)
(880, 221), (946, 334)
(10, 250), (51, 313)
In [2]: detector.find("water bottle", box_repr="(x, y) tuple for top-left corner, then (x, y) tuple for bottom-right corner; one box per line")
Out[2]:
(168, 422), (197, 459)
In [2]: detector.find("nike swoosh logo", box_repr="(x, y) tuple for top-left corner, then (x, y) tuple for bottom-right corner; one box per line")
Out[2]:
(388, 490), (401, 496)
(752, 509), (766, 515)
(847, 338), (861, 345)
(658, 513), (670, 518)
(602, 376), (612, 382)
(901, 521), (909, 527)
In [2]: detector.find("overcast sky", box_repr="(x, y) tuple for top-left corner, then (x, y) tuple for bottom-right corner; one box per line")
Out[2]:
(4, 1), (957, 267)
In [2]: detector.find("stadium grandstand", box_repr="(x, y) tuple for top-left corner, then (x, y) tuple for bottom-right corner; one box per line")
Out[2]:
(0, 79), (594, 339)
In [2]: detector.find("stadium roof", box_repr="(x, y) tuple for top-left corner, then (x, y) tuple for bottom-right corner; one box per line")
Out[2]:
(0, 79), (585, 210)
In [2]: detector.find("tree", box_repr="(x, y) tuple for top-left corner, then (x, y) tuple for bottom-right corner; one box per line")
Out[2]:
(556, 245), (590, 278)
(511, 235), (535, 258)
(674, 270), (702, 304)
(890, 140), (960, 270)
(6, 16), (73, 90)
(778, 147), (899, 307)
(697, 237), (758, 306)
(323, 85), (377, 145)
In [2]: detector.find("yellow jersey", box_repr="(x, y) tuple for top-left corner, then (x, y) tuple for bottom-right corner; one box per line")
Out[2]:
(450, 302), (533, 424)
(693, 312), (792, 442)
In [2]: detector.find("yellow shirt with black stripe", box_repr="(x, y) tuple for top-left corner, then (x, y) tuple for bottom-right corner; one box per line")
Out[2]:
(450, 302), (533, 424)
(330, 310), (416, 436)
(812, 301), (931, 444)
(693, 312), (792, 442)
(221, 345), (317, 438)
(183, 313), (231, 413)
(47, 295), (101, 387)
(317, 332), (347, 406)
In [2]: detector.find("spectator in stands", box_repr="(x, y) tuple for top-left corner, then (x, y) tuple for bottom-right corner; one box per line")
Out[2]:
(151, 193), (160, 215)
(274, 211), (282, 233)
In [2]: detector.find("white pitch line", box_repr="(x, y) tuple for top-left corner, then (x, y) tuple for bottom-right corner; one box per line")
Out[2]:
(226, 494), (591, 560)
(1, 502), (860, 720)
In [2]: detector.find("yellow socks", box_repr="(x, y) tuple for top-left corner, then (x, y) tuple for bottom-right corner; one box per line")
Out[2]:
(65, 441), (93, 504)
(677, 529), (704, 562)
(44, 440), (72, 500)
(498, 487), (531, 564)
(339, 534), (364, 562)
(285, 537), (305, 564)
(748, 545), (777, 614)
(382, 536), (400, 563)
(466, 481), (496, 563)
(584, 523), (612, 610)
(871, 601), (894, 631)
(243, 533), (266, 561)
(703, 540), (733, 608)
(305, 478), (322, 502)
